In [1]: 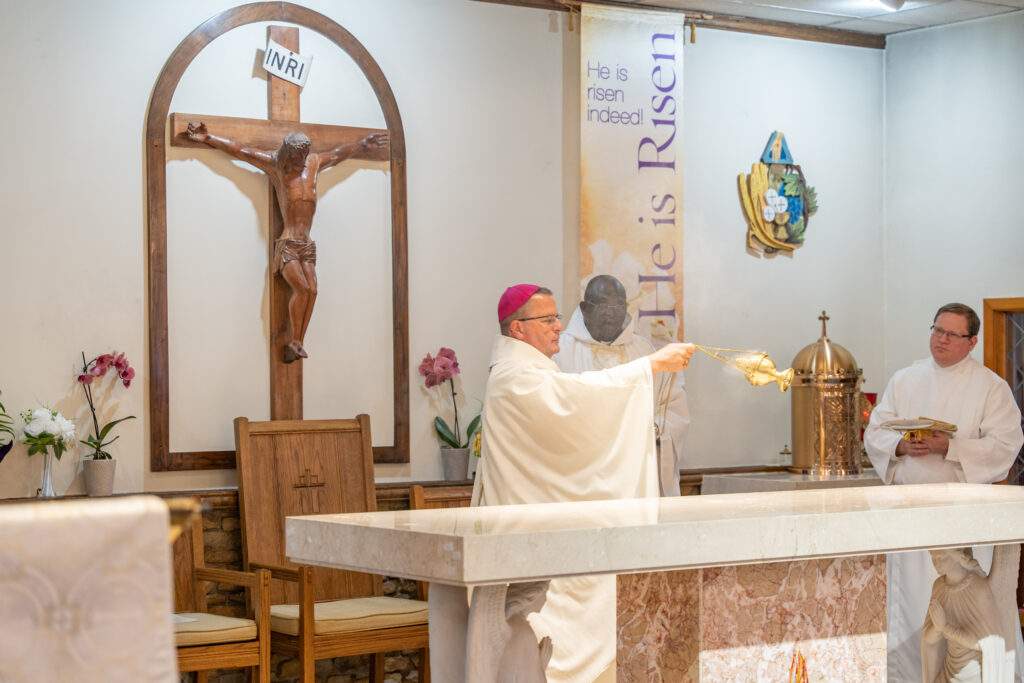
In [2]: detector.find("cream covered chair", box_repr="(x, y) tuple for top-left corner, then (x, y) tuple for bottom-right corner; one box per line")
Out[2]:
(235, 415), (429, 683)
(0, 495), (178, 682)
(172, 508), (271, 682)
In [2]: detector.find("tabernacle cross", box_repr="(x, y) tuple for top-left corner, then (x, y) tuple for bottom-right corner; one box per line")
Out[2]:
(169, 26), (388, 420)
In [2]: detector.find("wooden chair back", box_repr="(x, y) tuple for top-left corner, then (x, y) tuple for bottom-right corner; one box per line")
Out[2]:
(171, 509), (206, 613)
(409, 484), (473, 511)
(235, 416), (379, 605)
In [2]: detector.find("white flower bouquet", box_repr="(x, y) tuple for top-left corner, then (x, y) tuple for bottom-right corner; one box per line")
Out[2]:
(21, 407), (76, 460)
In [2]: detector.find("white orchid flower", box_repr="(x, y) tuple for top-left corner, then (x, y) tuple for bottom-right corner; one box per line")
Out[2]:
(54, 415), (76, 444)
(24, 416), (54, 438)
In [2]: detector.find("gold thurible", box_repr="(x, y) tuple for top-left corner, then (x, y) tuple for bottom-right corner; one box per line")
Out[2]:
(694, 345), (794, 392)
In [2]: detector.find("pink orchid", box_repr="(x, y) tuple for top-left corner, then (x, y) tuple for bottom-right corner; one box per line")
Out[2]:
(418, 353), (435, 378)
(91, 354), (114, 377)
(418, 346), (478, 450)
(77, 350), (136, 460)
(419, 349), (461, 388)
(418, 353), (442, 387)
(433, 356), (457, 380)
(437, 347), (460, 374)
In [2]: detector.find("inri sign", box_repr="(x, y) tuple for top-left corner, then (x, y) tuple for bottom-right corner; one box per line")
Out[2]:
(263, 38), (311, 87)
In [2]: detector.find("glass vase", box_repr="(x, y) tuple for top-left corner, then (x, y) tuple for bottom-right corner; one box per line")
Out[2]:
(39, 451), (55, 498)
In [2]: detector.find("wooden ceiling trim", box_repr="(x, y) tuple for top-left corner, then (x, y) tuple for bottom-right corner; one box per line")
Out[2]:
(471, 0), (886, 50)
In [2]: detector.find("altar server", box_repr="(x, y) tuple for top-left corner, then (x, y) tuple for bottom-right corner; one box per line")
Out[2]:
(473, 283), (694, 683)
(865, 302), (1024, 683)
(554, 274), (690, 496)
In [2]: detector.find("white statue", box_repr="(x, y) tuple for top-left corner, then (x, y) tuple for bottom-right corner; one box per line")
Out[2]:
(466, 580), (552, 682)
(922, 546), (1019, 682)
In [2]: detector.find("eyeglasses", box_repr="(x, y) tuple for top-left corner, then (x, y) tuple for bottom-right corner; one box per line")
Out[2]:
(517, 314), (562, 326)
(930, 325), (973, 341)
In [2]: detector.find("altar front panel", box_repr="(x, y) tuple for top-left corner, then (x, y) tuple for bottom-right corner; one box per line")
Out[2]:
(618, 556), (886, 681)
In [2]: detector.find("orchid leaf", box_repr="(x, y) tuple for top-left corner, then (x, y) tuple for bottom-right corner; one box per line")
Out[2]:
(98, 415), (135, 441)
(465, 415), (482, 444)
(434, 417), (461, 449)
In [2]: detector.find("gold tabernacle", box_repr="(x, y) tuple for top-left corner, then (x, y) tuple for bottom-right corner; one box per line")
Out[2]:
(694, 345), (795, 392)
(789, 311), (864, 475)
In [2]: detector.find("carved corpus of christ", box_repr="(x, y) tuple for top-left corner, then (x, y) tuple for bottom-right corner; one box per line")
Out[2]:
(183, 121), (389, 363)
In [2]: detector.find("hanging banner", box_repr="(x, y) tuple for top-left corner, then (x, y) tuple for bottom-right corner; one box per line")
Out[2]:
(580, 4), (685, 344)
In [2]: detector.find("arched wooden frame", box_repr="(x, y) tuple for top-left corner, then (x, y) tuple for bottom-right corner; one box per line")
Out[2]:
(146, 2), (409, 470)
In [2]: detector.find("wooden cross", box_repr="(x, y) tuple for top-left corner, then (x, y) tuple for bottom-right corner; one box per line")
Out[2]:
(292, 467), (325, 490)
(168, 26), (387, 420)
(292, 466), (326, 515)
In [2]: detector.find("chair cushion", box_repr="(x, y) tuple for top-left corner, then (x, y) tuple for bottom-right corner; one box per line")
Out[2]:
(174, 612), (258, 646)
(269, 596), (428, 636)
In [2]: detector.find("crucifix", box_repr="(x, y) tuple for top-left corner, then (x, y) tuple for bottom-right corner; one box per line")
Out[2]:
(169, 26), (388, 420)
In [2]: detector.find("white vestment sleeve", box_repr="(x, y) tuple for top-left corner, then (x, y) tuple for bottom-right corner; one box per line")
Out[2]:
(865, 377), (904, 484)
(945, 379), (1023, 483)
(575, 357), (653, 389)
(660, 378), (690, 475)
(661, 374), (691, 447)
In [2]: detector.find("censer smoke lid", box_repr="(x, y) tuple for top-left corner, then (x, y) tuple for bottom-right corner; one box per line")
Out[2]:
(791, 310), (861, 377)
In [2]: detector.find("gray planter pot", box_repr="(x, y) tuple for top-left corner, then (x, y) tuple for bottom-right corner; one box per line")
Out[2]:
(440, 447), (470, 481)
(84, 458), (116, 497)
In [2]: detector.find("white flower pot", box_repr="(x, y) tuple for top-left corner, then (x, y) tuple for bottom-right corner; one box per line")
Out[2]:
(440, 447), (470, 481)
(84, 459), (116, 497)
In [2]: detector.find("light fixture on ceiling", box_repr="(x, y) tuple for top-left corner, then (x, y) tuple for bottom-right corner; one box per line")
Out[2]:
(878, 0), (906, 10)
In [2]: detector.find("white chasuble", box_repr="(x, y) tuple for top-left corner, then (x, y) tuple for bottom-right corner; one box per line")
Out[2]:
(553, 307), (690, 496)
(473, 335), (659, 682)
(865, 356), (1024, 683)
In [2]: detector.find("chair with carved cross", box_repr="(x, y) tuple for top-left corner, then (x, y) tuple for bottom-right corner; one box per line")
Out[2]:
(235, 416), (430, 683)
(171, 503), (272, 682)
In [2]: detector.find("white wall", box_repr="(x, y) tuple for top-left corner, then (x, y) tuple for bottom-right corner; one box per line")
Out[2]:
(7, 0), (959, 495)
(0, 0), (570, 496)
(680, 30), (885, 467)
(884, 12), (1024, 377)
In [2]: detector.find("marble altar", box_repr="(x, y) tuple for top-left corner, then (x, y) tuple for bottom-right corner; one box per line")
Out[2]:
(701, 469), (882, 494)
(287, 483), (1024, 682)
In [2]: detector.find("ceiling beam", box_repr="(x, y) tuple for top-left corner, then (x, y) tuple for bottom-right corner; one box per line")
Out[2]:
(471, 0), (886, 50)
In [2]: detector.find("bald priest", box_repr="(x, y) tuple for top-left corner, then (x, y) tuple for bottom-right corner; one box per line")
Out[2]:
(472, 283), (695, 683)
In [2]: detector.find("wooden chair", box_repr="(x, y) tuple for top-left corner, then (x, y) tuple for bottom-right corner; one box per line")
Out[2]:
(172, 506), (272, 682)
(409, 484), (473, 602)
(235, 416), (429, 683)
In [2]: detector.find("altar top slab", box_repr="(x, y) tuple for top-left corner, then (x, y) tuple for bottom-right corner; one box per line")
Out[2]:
(286, 483), (1024, 586)
(701, 470), (883, 494)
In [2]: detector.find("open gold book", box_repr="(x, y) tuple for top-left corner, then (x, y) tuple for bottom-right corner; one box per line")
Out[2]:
(881, 417), (958, 441)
